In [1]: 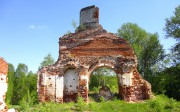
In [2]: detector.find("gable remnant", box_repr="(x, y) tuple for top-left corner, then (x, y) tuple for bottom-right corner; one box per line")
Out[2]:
(38, 5), (152, 103)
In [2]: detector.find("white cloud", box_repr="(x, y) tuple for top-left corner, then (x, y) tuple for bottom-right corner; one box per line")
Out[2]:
(28, 25), (48, 29)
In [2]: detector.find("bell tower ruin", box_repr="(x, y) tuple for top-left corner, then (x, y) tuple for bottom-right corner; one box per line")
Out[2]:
(80, 5), (99, 28)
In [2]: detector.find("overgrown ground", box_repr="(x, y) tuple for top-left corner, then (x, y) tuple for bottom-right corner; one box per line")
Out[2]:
(9, 95), (180, 112)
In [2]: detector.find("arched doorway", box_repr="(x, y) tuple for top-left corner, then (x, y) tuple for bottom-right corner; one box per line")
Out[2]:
(63, 69), (79, 102)
(89, 67), (119, 101)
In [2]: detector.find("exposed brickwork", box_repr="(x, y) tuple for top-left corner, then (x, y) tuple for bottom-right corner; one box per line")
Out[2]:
(0, 57), (8, 112)
(38, 5), (152, 103)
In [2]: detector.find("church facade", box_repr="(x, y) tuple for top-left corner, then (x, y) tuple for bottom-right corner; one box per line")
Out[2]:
(38, 5), (152, 103)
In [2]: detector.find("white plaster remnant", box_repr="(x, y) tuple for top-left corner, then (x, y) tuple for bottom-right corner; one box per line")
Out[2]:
(81, 75), (89, 89)
(64, 69), (79, 93)
(80, 75), (88, 80)
(0, 74), (7, 111)
(42, 73), (46, 85)
(8, 108), (15, 112)
(122, 72), (133, 86)
(0, 74), (7, 95)
(55, 75), (64, 101)
(46, 74), (56, 100)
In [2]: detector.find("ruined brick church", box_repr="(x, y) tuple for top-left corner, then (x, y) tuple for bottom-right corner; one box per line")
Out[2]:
(38, 5), (152, 103)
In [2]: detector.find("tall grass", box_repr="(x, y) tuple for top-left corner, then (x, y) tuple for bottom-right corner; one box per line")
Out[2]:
(13, 94), (180, 112)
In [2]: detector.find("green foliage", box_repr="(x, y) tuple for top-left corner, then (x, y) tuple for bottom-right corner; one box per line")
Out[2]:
(19, 90), (33, 111)
(6, 63), (38, 106)
(21, 102), (73, 112)
(140, 33), (165, 80)
(39, 53), (55, 69)
(12, 95), (180, 112)
(89, 67), (118, 93)
(117, 22), (147, 61)
(151, 64), (180, 101)
(165, 5), (180, 63)
(74, 96), (88, 112)
(99, 96), (106, 102)
(147, 95), (177, 112)
(72, 19), (77, 29)
(6, 63), (15, 105)
(65, 30), (72, 35)
(117, 23), (165, 82)
(26, 72), (38, 104)
(15, 63), (28, 77)
(165, 5), (180, 39)
(76, 24), (87, 32)
(91, 87), (99, 93)
(12, 63), (29, 105)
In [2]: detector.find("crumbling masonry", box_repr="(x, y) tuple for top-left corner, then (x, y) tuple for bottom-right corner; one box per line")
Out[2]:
(38, 5), (152, 103)
(0, 57), (8, 112)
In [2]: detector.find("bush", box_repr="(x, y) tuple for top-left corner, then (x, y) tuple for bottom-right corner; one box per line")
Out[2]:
(147, 94), (177, 112)
(74, 96), (87, 112)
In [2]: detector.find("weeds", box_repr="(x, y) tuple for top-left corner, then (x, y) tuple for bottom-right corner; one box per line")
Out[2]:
(74, 96), (88, 112)
(13, 94), (180, 112)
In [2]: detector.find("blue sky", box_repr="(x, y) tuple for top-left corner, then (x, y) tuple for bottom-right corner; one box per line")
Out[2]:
(0, 0), (179, 72)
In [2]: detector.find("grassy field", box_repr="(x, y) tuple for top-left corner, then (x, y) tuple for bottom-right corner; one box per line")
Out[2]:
(10, 95), (180, 112)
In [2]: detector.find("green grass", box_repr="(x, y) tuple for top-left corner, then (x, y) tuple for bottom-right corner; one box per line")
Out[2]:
(12, 95), (180, 112)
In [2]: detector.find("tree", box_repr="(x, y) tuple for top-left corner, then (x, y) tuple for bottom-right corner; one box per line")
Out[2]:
(164, 5), (180, 63)
(153, 64), (180, 101)
(39, 53), (55, 69)
(117, 23), (147, 61)
(140, 33), (165, 80)
(12, 63), (28, 104)
(89, 67), (118, 93)
(20, 71), (38, 108)
(117, 23), (165, 81)
(6, 63), (15, 104)
(165, 5), (180, 39)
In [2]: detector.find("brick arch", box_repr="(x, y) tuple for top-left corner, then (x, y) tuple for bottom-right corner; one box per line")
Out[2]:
(87, 61), (123, 99)
(62, 64), (78, 75)
(90, 67), (119, 88)
(88, 61), (116, 75)
(87, 61), (120, 87)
